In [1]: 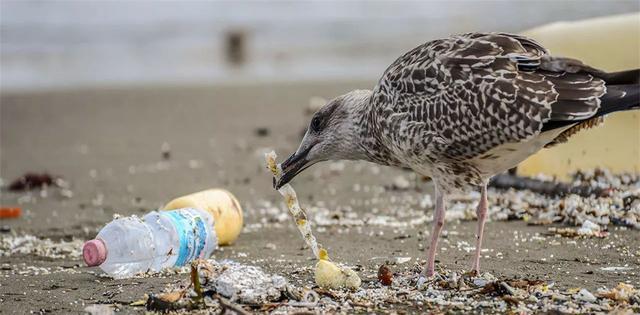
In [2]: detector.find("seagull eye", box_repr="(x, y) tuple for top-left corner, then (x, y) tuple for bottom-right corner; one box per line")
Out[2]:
(311, 116), (322, 131)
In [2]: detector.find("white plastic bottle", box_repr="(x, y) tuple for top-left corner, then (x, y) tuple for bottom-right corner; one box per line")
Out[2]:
(82, 208), (218, 278)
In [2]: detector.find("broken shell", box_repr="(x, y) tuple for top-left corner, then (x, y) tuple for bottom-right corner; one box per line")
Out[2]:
(575, 288), (597, 302)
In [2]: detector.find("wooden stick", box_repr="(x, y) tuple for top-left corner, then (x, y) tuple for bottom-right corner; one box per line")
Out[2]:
(489, 173), (609, 198)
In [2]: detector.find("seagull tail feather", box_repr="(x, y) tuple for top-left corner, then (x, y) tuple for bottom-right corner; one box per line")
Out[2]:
(543, 69), (639, 147)
(597, 82), (640, 117)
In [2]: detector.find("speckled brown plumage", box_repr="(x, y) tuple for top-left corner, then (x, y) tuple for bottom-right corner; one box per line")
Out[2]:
(355, 32), (626, 193)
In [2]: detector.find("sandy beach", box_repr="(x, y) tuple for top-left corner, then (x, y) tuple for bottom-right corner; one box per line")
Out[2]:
(1, 82), (638, 313)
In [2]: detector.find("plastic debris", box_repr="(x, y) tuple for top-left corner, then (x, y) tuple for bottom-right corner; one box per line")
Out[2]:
(163, 189), (244, 246)
(213, 261), (288, 303)
(265, 150), (320, 258)
(314, 249), (361, 290)
(137, 260), (287, 313)
(82, 208), (219, 278)
(0, 207), (21, 219)
(575, 288), (597, 302)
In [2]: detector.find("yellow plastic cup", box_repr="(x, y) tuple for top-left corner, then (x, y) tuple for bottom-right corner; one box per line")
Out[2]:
(163, 189), (243, 246)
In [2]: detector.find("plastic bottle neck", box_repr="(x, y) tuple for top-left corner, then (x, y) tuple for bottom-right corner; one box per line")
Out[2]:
(83, 239), (107, 266)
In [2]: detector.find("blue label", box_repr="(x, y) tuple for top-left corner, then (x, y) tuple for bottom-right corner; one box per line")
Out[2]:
(165, 209), (208, 267)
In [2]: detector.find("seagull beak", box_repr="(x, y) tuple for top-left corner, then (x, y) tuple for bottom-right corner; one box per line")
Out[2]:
(274, 145), (313, 190)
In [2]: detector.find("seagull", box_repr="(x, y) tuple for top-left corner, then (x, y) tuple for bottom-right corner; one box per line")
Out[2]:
(274, 32), (639, 278)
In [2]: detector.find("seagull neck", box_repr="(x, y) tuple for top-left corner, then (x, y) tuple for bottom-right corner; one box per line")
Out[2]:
(352, 94), (398, 166)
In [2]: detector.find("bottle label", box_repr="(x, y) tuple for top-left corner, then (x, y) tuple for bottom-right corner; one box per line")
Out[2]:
(164, 209), (208, 267)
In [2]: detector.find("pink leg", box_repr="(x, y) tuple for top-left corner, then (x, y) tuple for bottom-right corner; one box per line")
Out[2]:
(422, 187), (445, 277)
(472, 184), (488, 273)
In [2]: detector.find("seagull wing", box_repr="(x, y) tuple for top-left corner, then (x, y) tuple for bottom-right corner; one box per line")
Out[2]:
(371, 32), (606, 162)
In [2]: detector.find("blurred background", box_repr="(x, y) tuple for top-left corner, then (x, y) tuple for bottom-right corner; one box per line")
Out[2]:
(0, 0), (638, 231)
(2, 0), (639, 92)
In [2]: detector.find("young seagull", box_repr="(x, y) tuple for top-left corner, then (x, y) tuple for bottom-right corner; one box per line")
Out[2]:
(274, 32), (640, 277)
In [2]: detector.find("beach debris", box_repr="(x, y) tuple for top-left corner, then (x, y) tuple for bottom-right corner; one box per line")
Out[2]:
(476, 170), (639, 229)
(574, 288), (597, 302)
(215, 294), (252, 315)
(547, 220), (608, 238)
(314, 249), (361, 290)
(377, 264), (393, 286)
(141, 260), (286, 312)
(198, 260), (288, 304)
(0, 234), (83, 259)
(265, 150), (320, 258)
(146, 290), (186, 312)
(129, 298), (147, 307)
(0, 207), (21, 219)
(83, 208), (219, 279)
(162, 188), (244, 246)
(490, 172), (610, 197)
(266, 150), (362, 290)
(212, 260), (287, 303)
(147, 259), (638, 314)
(190, 262), (205, 305)
(7, 172), (58, 191)
(577, 220), (603, 235)
(596, 283), (638, 303)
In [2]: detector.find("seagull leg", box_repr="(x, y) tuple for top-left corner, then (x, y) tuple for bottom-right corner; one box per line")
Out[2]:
(472, 184), (488, 274)
(422, 186), (445, 277)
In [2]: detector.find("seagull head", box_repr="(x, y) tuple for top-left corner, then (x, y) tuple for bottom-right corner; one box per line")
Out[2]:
(275, 90), (372, 189)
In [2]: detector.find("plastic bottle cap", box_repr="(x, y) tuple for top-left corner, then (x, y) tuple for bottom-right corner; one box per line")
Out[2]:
(83, 239), (107, 267)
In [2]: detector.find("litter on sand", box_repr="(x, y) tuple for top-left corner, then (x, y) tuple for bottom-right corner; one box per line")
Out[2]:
(139, 259), (639, 314)
(265, 150), (320, 258)
(0, 234), (83, 259)
(547, 220), (609, 238)
(314, 249), (361, 290)
(265, 150), (361, 290)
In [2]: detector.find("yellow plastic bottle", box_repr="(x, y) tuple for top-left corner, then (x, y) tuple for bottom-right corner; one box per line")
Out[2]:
(163, 189), (243, 246)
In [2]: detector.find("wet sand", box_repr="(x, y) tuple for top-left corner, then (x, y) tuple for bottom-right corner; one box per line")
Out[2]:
(1, 82), (638, 313)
